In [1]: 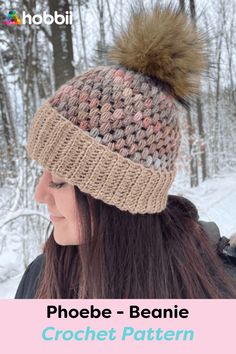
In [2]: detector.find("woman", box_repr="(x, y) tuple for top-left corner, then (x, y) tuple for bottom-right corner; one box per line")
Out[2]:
(15, 4), (236, 298)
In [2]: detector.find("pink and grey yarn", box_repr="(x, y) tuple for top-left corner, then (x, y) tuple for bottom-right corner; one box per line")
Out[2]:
(26, 5), (206, 214)
(49, 66), (181, 172)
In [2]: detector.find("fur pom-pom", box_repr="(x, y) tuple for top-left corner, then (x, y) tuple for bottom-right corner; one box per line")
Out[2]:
(109, 4), (207, 99)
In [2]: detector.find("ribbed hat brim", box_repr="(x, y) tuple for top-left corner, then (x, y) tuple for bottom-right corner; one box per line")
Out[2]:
(27, 102), (176, 214)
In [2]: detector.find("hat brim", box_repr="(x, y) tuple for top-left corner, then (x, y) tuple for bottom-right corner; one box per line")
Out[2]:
(27, 102), (176, 214)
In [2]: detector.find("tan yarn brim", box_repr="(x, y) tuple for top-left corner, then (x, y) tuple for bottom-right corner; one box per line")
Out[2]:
(27, 102), (176, 214)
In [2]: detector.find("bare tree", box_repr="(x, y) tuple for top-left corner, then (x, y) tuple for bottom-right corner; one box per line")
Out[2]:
(189, 0), (207, 181)
(48, 0), (75, 89)
(225, 1), (236, 106)
(0, 58), (18, 178)
(93, 0), (107, 65)
(77, 0), (88, 69)
(178, 0), (198, 186)
(179, 0), (185, 11)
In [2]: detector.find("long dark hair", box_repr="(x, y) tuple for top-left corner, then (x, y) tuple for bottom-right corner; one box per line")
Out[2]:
(36, 189), (236, 298)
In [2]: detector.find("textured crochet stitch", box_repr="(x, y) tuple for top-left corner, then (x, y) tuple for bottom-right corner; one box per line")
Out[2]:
(49, 66), (181, 172)
(26, 5), (207, 214)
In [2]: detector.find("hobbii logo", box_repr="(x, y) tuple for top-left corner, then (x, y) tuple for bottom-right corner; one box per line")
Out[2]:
(22, 10), (72, 25)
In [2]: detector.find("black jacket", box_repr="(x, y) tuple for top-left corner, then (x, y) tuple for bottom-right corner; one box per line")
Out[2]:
(15, 253), (45, 299)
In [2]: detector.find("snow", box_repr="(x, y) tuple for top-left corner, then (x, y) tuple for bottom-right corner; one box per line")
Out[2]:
(171, 173), (236, 237)
(0, 273), (23, 299)
(0, 172), (236, 298)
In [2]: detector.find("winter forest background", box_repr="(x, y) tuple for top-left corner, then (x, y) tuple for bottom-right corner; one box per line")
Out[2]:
(0, 0), (236, 298)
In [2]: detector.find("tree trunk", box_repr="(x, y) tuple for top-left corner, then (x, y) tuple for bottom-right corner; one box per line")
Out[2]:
(48, 0), (75, 89)
(189, 0), (207, 181)
(78, 0), (88, 69)
(187, 110), (198, 187)
(196, 98), (207, 179)
(105, 0), (115, 37)
(0, 58), (18, 177)
(95, 0), (107, 65)
(179, 0), (186, 11)
(179, 0), (199, 186)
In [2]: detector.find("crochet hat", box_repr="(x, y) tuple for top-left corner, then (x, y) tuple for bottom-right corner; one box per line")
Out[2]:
(27, 5), (207, 214)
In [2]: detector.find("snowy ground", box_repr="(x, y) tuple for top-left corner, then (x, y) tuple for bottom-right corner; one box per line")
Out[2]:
(0, 274), (22, 299)
(0, 173), (236, 299)
(171, 172), (236, 237)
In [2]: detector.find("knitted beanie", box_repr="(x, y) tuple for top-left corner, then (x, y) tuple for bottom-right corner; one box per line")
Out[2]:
(27, 5), (207, 214)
